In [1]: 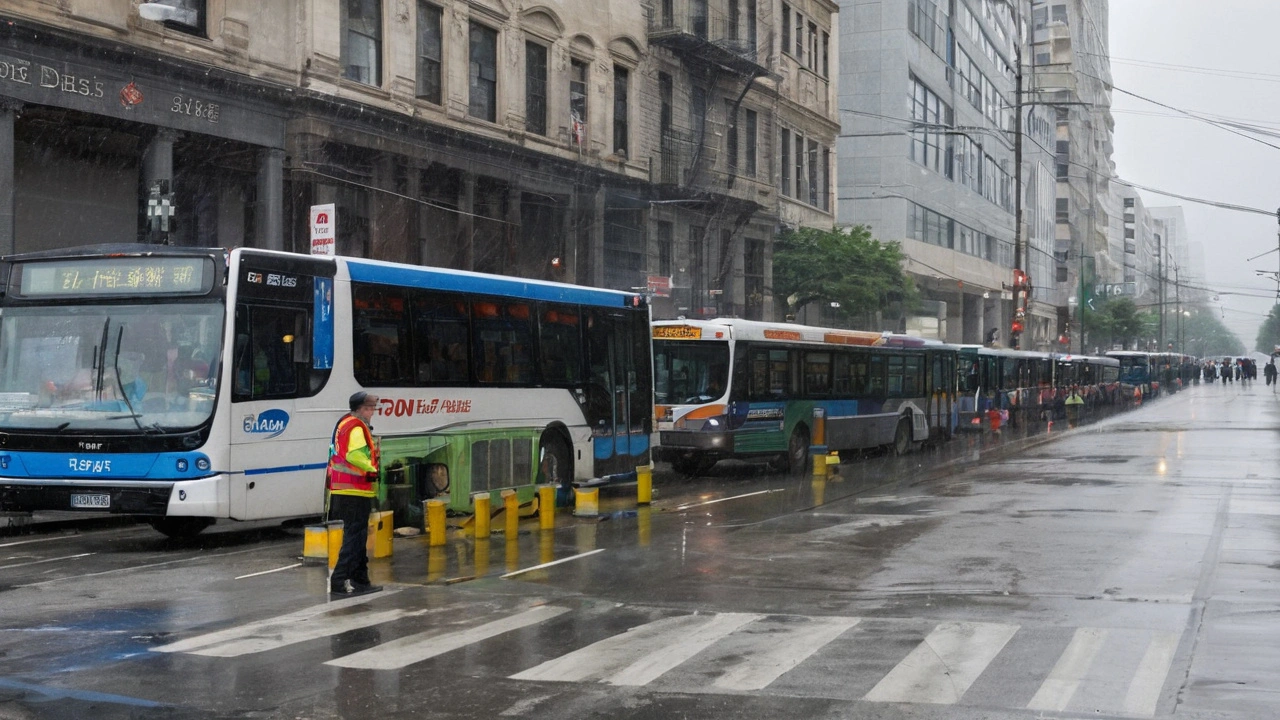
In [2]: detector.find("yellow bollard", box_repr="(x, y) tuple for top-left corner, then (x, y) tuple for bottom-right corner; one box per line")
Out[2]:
(472, 492), (491, 539)
(636, 464), (653, 505)
(326, 520), (344, 569)
(303, 523), (332, 565)
(427, 498), (447, 547)
(573, 487), (599, 517)
(538, 484), (556, 531)
(501, 489), (519, 538)
(811, 452), (828, 478)
(366, 510), (394, 558)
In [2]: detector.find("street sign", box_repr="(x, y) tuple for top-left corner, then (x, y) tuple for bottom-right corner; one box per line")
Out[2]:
(646, 275), (671, 297)
(310, 203), (336, 256)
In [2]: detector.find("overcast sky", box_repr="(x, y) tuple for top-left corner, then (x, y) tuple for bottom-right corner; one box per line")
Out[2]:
(1109, 0), (1280, 350)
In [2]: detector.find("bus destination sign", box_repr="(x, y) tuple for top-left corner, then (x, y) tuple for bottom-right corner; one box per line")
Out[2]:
(16, 257), (213, 298)
(652, 325), (702, 340)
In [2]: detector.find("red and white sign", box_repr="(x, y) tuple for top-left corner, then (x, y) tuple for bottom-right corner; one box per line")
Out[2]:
(646, 275), (671, 297)
(310, 203), (336, 256)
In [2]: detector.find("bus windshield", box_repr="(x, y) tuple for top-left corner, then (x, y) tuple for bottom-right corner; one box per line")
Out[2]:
(654, 340), (730, 404)
(1117, 357), (1149, 384)
(0, 302), (225, 432)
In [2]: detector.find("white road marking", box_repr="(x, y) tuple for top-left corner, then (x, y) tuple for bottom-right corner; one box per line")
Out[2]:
(0, 552), (94, 570)
(191, 608), (422, 657)
(608, 613), (761, 686)
(864, 621), (1019, 704)
(1122, 631), (1181, 717)
(152, 589), (403, 654)
(327, 605), (571, 670)
(1027, 627), (1109, 711)
(235, 562), (302, 580)
(512, 613), (761, 686)
(500, 549), (604, 579)
(675, 489), (785, 511)
(712, 616), (861, 691)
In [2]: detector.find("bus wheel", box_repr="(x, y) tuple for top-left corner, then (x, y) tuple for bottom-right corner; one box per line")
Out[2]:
(893, 417), (913, 456)
(784, 427), (810, 475)
(147, 516), (214, 539)
(539, 432), (573, 487)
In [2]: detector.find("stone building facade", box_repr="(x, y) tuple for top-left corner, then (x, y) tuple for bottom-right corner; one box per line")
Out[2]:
(0, 0), (838, 323)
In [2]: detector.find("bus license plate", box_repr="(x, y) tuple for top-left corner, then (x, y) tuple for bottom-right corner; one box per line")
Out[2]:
(70, 493), (110, 509)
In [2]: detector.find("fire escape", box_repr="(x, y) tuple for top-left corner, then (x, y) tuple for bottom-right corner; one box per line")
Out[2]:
(648, 0), (773, 316)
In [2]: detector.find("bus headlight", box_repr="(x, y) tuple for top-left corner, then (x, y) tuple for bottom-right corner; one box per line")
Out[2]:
(195, 457), (211, 471)
(704, 418), (721, 429)
(176, 458), (188, 472)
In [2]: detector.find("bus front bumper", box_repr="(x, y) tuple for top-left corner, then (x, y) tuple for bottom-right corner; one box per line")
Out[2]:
(0, 478), (173, 515)
(654, 430), (734, 461)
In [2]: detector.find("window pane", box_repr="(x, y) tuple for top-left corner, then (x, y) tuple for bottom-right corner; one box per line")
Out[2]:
(526, 42), (548, 135)
(469, 23), (497, 121)
(416, 2), (442, 102)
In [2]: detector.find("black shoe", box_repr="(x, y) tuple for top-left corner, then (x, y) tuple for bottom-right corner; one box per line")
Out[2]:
(330, 581), (353, 595)
(351, 583), (383, 595)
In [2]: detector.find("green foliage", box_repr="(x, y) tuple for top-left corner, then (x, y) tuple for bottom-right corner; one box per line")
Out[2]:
(1085, 297), (1152, 350)
(772, 225), (916, 323)
(1255, 305), (1280, 355)
(1179, 305), (1243, 357)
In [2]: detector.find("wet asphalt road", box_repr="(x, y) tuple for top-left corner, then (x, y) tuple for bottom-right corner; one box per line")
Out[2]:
(2, 381), (1280, 719)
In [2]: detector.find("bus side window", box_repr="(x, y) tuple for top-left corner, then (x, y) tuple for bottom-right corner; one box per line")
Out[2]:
(867, 354), (886, 398)
(832, 353), (851, 395)
(234, 304), (312, 401)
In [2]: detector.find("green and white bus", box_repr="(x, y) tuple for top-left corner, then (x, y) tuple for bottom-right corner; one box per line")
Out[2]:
(652, 318), (958, 476)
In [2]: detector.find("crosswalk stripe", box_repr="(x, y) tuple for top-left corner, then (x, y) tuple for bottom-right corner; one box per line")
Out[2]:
(190, 609), (421, 657)
(1122, 631), (1181, 717)
(511, 613), (762, 686)
(151, 589), (403, 654)
(1027, 627), (1109, 711)
(608, 613), (762, 686)
(326, 605), (571, 670)
(863, 621), (1020, 705)
(712, 617), (861, 691)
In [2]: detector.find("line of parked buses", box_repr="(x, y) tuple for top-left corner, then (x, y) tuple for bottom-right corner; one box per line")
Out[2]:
(652, 318), (1197, 475)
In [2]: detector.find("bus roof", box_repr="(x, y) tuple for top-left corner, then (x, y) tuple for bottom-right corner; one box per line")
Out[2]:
(652, 318), (886, 346)
(344, 257), (645, 309)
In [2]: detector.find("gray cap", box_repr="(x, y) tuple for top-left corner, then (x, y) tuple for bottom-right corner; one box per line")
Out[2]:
(349, 391), (373, 411)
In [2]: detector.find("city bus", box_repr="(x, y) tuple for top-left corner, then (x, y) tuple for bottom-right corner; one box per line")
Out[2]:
(1107, 351), (1154, 398)
(652, 318), (957, 476)
(0, 245), (651, 536)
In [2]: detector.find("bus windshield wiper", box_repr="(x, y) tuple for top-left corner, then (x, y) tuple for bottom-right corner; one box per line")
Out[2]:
(112, 326), (145, 432)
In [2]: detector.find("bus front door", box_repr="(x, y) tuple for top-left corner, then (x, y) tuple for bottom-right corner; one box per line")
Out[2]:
(585, 310), (650, 478)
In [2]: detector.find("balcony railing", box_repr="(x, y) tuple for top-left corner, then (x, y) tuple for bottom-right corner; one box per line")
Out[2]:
(655, 128), (771, 206)
(648, 5), (766, 78)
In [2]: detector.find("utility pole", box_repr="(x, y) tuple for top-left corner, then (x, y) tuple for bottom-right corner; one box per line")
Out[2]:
(1157, 232), (1165, 350)
(1009, 0), (1029, 350)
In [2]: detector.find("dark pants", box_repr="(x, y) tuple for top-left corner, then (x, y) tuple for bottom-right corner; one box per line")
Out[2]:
(329, 493), (371, 590)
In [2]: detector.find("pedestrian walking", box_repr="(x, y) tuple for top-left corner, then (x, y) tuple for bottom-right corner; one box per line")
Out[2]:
(1266, 359), (1277, 388)
(327, 391), (382, 596)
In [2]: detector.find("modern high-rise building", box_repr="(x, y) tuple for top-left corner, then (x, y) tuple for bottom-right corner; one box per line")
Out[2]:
(1028, 0), (1115, 350)
(835, 0), (1058, 347)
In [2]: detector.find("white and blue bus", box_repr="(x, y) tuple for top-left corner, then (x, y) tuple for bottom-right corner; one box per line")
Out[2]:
(0, 245), (651, 536)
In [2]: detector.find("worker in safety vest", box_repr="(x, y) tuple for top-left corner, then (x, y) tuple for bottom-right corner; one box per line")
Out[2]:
(328, 391), (381, 596)
(1064, 384), (1085, 429)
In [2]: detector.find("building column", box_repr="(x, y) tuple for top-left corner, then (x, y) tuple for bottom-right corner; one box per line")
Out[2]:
(459, 172), (475, 271)
(0, 101), (18, 255)
(589, 186), (605, 287)
(255, 147), (284, 250)
(506, 185), (521, 276)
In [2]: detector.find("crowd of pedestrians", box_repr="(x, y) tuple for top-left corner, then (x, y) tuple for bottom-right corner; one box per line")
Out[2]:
(1202, 357), (1266, 387)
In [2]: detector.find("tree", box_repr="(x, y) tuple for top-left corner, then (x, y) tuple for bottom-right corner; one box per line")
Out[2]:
(772, 225), (915, 326)
(1255, 304), (1280, 354)
(1088, 297), (1151, 350)
(1180, 305), (1244, 357)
